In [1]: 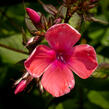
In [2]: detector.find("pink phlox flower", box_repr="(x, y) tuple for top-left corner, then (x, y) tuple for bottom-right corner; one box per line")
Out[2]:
(24, 23), (98, 97)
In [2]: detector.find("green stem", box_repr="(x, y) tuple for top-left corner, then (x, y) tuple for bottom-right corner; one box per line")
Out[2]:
(0, 43), (29, 55)
(90, 17), (109, 25)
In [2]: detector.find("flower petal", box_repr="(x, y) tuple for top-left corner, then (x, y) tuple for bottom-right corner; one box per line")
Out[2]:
(24, 45), (56, 78)
(41, 60), (75, 97)
(67, 44), (98, 79)
(45, 23), (81, 52)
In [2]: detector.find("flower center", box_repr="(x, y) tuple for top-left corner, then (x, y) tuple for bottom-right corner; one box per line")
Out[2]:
(56, 53), (66, 63)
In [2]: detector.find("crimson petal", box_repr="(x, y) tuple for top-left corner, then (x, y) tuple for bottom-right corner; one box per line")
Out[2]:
(45, 23), (81, 52)
(67, 44), (98, 79)
(41, 60), (75, 97)
(24, 45), (56, 77)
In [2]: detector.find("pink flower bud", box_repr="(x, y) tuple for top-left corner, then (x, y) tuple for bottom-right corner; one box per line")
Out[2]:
(26, 8), (40, 24)
(63, 0), (77, 3)
(54, 18), (62, 24)
(14, 80), (27, 94)
(27, 37), (34, 45)
(90, 0), (98, 2)
(26, 36), (40, 46)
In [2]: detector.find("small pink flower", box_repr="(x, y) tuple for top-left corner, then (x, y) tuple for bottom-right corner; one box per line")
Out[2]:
(14, 80), (27, 94)
(26, 8), (40, 24)
(24, 23), (98, 97)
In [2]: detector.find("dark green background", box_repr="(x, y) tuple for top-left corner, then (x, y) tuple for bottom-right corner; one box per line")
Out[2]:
(0, 0), (109, 109)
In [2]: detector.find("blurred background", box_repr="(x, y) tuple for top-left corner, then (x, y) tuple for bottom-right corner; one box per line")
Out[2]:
(0, 0), (109, 109)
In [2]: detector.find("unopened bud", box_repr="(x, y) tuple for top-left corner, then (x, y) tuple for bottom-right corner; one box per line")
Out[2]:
(42, 4), (57, 15)
(26, 8), (40, 25)
(27, 37), (34, 45)
(26, 36), (44, 53)
(90, 0), (98, 3)
(63, 0), (77, 4)
(26, 36), (40, 47)
(39, 81), (44, 93)
(14, 80), (27, 94)
(54, 18), (62, 24)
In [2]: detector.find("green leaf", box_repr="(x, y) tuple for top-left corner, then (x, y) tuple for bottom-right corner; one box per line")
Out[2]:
(0, 47), (28, 64)
(68, 12), (81, 29)
(89, 29), (104, 40)
(25, 14), (37, 35)
(63, 99), (78, 109)
(99, 0), (109, 18)
(92, 54), (109, 79)
(0, 34), (28, 64)
(56, 103), (64, 109)
(0, 66), (7, 86)
(97, 54), (109, 64)
(58, 6), (67, 19)
(88, 90), (109, 109)
(101, 28), (109, 46)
